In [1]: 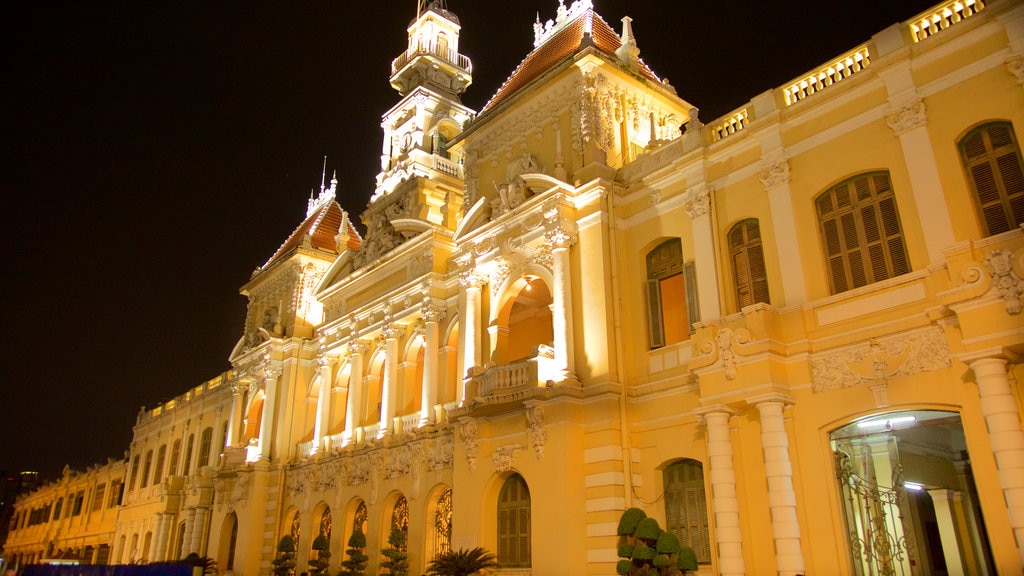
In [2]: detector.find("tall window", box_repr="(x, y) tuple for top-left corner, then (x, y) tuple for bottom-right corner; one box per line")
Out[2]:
(153, 445), (167, 485)
(184, 434), (195, 475)
(391, 496), (409, 551)
(354, 501), (368, 535)
(664, 460), (711, 564)
(53, 498), (63, 520)
(108, 480), (123, 508)
(728, 219), (770, 308)
(198, 427), (213, 470)
(433, 488), (453, 556)
(140, 450), (153, 488)
(128, 456), (140, 491)
(92, 484), (106, 512)
(497, 474), (531, 568)
(959, 121), (1024, 235)
(646, 239), (699, 348)
(816, 172), (909, 294)
(169, 440), (181, 477)
(72, 490), (85, 516)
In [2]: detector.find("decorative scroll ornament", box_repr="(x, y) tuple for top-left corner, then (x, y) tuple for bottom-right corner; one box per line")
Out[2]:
(526, 405), (547, 461)
(811, 327), (951, 392)
(545, 224), (577, 250)
(421, 301), (446, 323)
(493, 444), (522, 473)
(429, 437), (454, 470)
(1006, 56), (1024, 86)
(683, 185), (711, 218)
(758, 160), (791, 191)
(984, 248), (1024, 315)
(229, 473), (249, 510)
(717, 328), (751, 380)
(885, 99), (927, 135)
(461, 420), (479, 471)
(459, 269), (488, 290)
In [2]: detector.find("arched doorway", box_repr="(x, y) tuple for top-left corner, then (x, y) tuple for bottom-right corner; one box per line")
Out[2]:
(831, 410), (995, 575)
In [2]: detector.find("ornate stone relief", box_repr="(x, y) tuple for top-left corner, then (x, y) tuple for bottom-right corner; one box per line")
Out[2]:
(461, 419), (479, 471)
(353, 212), (407, 269)
(810, 327), (951, 393)
(758, 160), (791, 191)
(886, 99), (927, 135)
(491, 153), (541, 219)
(716, 328), (751, 380)
(1006, 56), (1024, 86)
(683, 185), (711, 219)
(429, 437), (454, 470)
(984, 248), (1024, 315)
(493, 444), (522, 473)
(526, 405), (547, 461)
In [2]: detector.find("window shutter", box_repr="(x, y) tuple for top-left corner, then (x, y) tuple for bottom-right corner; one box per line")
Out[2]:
(646, 279), (665, 348)
(960, 122), (1024, 236)
(684, 261), (700, 332)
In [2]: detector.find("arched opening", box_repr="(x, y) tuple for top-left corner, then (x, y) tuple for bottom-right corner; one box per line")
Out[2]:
(663, 459), (711, 564)
(218, 513), (238, 572)
(493, 276), (553, 365)
(497, 473), (531, 568)
(429, 487), (453, 559)
(442, 323), (459, 406)
(243, 392), (265, 444)
(831, 410), (995, 575)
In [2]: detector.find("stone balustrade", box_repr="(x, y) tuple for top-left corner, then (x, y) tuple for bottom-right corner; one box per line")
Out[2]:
(909, 0), (985, 42)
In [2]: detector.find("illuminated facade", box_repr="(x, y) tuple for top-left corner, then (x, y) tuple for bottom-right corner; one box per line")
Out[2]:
(6, 1), (1024, 575)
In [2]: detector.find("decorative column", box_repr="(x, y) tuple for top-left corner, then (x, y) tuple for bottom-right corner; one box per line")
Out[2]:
(226, 379), (247, 448)
(181, 508), (197, 555)
(748, 394), (804, 576)
(153, 512), (173, 561)
(967, 355), (1024, 566)
(257, 359), (282, 462)
(546, 224), (578, 381)
(684, 185), (722, 321)
(312, 347), (335, 454)
(459, 269), (486, 403)
(759, 159), (808, 305)
(189, 506), (208, 557)
(420, 301), (445, 425)
(881, 64), (954, 264)
(699, 406), (745, 576)
(343, 340), (368, 444)
(380, 318), (405, 438)
(928, 489), (968, 576)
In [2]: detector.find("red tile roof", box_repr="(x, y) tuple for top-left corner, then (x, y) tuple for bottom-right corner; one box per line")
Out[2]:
(261, 201), (361, 270)
(481, 9), (661, 113)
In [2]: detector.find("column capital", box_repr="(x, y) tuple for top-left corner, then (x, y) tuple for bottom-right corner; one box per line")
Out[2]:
(347, 339), (370, 357)
(758, 159), (791, 191)
(683, 184), (711, 218)
(545, 224), (577, 250)
(421, 301), (446, 323)
(381, 322), (406, 341)
(958, 347), (1021, 367)
(695, 404), (740, 421)
(459, 269), (488, 289)
(886, 98), (927, 135)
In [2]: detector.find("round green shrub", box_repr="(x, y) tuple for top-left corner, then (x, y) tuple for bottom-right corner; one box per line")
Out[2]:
(632, 542), (656, 561)
(276, 535), (296, 553)
(656, 531), (681, 554)
(312, 534), (330, 551)
(653, 553), (670, 568)
(616, 559), (633, 575)
(678, 546), (699, 571)
(636, 517), (662, 541)
(347, 530), (366, 548)
(617, 507), (647, 535)
(618, 543), (635, 559)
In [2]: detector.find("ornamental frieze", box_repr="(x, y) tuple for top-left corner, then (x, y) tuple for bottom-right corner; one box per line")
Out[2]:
(810, 326), (951, 393)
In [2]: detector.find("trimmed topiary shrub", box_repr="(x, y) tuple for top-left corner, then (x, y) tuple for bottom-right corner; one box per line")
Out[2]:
(617, 507), (648, 536)
(271, 535), (297, 576)
(678, 546), (699, 573)
(656, 531), (681, 555)
(616, 508), (694, 576)
(339, 530), (368, 576)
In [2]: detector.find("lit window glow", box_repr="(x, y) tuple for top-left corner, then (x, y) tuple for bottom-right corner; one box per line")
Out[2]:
(856, 415), (916, 429)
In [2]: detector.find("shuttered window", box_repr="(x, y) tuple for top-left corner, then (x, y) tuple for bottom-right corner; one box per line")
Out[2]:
(816, 172), (909, 294)
(959, 122), (1024, 236)
(497, 474), (531, 568)
(728, 219), (770, 308)
(664, 460), (711, 564)
(646, 239), (699, 349)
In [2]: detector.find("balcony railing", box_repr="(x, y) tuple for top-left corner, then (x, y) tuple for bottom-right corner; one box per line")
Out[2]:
(392, 39), (472, 76)
(909, 0), (985, 42)
(783, 46), (871, 106)
(470, 346), (556, 398)
(712, 109), (749, 142)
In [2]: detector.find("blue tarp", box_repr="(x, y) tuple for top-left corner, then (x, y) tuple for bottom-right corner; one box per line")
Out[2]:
(22, 566), (194, 576)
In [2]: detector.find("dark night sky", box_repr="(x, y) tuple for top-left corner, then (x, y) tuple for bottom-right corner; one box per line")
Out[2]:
(2, 0), (938, 481)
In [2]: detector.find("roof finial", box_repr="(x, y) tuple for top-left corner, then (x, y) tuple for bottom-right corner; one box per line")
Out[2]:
(320, 155), (327, 193)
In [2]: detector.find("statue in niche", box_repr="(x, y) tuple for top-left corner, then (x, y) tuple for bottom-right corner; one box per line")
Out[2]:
(490, 152), (540, 218)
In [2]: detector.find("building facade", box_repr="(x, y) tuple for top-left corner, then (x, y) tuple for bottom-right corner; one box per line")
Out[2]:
(6, 0), (1024, 575)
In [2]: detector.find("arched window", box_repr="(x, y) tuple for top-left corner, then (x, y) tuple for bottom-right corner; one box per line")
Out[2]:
(664, 460), (711, 564)
(497, 474), (531, 568)
(391, 495), (409, 551)
(354, 500), (368, 536)
(816, 172), (909, 294)
(184, 434), (195, 475)
(433, 488), (453, 556)
(435, 33), (449, 58)
(959, 121), (1024, 235)
(153, 445), (167, 485)
(168, 440), (181, 477)
(646, 239), (699, 348)
(728, 219), (770, 308)
(198, 427), (213, 470)
(224, 515), (238, 572)
(140, 450), (153, 488)
(290, 511), (301, 550)
(128, 456), (140, 490)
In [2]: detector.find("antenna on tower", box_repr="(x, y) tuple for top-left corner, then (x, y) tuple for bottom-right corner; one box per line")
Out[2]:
(416, 0), (425, 18)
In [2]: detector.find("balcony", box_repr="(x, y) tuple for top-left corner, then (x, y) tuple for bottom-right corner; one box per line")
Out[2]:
(391, 39), (472, 76)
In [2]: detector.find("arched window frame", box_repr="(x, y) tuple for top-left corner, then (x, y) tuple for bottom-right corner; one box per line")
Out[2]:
(497, 474), (531, 568)
(663, 460), (711, 565)
(198, 427), (213, 470)
(815, 171), (910, 294)
(728, 218), (770, 308)
(645, 239), (699, 349)
(958, 121), (1024, 236)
